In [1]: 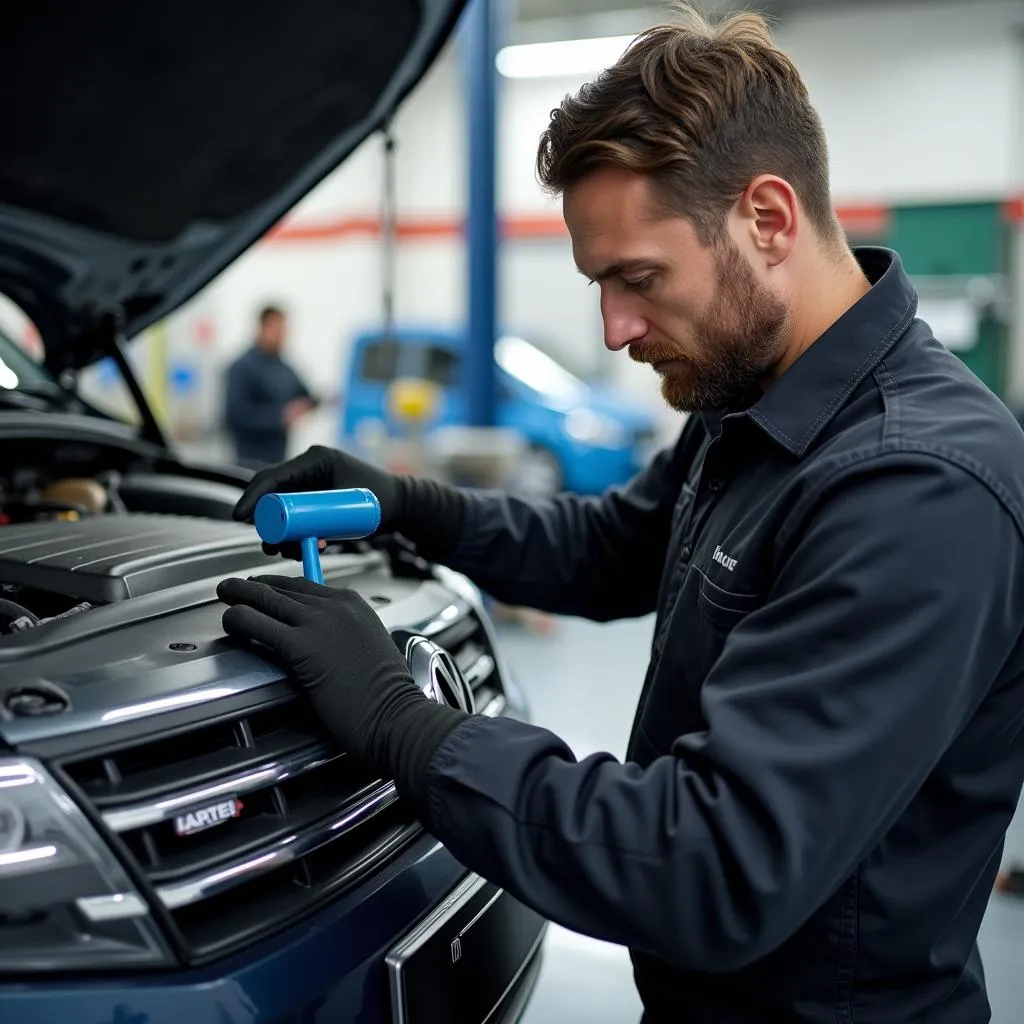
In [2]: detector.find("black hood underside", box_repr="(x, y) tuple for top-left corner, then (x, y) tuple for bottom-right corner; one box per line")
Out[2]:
(0, 0), (465, 370)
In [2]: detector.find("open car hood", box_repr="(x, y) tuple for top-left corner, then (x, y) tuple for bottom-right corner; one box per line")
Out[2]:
(0, 0), (466, 373)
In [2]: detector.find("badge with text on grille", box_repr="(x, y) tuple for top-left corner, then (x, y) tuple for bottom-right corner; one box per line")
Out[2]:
(173, 796), (245, 837)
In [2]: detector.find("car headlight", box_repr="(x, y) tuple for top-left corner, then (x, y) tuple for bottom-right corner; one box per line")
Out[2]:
(0, 758), (171, 972)
(563, 409), (628, 448)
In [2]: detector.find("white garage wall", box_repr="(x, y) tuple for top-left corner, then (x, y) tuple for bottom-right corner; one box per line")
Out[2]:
(498, 1), (1024, 208)
(782, 1), (1023, 204)
(152, 0), (1022, 450)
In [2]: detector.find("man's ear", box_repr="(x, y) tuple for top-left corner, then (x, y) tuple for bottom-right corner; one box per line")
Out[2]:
(735, 175), (798, 267)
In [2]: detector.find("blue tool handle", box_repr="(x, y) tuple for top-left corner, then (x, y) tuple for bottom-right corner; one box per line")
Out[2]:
(300, 536), (324, 585)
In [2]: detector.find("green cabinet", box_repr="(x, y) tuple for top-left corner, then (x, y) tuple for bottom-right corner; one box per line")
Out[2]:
(848, 202), (1012, 398)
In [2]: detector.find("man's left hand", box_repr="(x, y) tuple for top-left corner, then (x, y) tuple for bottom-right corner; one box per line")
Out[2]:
(217, 575), (468, 795)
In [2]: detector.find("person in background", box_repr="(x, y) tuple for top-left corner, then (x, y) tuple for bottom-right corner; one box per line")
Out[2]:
(224, 304), (317, 466)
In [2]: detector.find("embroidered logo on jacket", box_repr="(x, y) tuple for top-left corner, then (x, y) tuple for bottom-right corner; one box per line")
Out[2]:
(712, 545), (738, 572)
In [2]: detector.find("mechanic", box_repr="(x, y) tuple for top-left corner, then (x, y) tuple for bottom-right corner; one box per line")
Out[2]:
(224, 304), (318, 466)
(219, 7), (1024, 1023)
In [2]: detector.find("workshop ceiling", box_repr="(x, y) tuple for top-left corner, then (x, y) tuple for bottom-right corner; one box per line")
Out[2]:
(509, 0), (995, 40)
(515, 0), (966, 19)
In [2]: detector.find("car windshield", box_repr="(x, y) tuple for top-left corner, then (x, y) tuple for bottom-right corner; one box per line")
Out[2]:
(495, 335), (586, 402)
(0, 323), (54, 391)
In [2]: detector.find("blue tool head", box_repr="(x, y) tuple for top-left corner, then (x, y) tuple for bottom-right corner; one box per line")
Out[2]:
(254, 488), (381, 545)
(253, 488), (381, 584)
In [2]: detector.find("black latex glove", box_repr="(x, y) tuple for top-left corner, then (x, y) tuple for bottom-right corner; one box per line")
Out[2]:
(218, 574), (467, 805)
(232, 445), (466, 562)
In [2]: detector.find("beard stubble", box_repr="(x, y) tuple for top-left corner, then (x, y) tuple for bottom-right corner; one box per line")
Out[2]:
(630, 242), (789, 413)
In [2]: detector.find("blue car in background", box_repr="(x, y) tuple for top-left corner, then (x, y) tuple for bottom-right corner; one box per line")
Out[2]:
(341, 328), (659, 497)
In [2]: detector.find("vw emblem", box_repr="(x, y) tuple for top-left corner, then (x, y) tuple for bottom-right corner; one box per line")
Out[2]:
(405, 637), (475, 715)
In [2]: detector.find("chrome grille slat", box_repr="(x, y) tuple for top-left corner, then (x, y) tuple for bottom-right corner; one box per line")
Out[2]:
(479, 693), (507, 718)
(102, 744), (337, 832)
(463, 653), (495, 689)
(156, 781), (400, 910)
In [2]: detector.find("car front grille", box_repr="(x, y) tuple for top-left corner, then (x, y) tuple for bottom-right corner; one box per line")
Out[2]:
(59, 604), (505, 963)
(62, 696), (416, 962)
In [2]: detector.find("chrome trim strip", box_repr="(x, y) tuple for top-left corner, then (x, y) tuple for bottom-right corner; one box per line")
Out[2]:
(479, 693), (507, 718)
(386, 872), (490, 966)
(76, 893), (149, 921)
(386, 876), (485, 1024)
(385, 873), (548, 1024)
(416, 600), (471, 638)
(463, 653), (495, 688)
(457, 885), (503, 939)
(98, 685), (248, 725)
(3, 652), (286, 746)
(102, 744), (338, 832)
(156, 782), (398, 910)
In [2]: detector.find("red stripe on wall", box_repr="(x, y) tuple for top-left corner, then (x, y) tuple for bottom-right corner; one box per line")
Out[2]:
(836, 205), (889, 237)
(501, 215), (567, 239)
(1003, 196), (1024, 224)
(265, 216), (460, 242)
(265, 204), (894, 244)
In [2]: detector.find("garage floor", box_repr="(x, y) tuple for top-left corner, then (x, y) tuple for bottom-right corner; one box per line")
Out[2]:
(494, 613), (1024, 1024)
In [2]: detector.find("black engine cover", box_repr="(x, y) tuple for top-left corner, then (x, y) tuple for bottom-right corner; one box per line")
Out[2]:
(0, 514), (273, 603)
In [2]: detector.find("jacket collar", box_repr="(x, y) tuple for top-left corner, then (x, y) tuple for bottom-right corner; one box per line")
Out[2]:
(702, 247), (918, 456)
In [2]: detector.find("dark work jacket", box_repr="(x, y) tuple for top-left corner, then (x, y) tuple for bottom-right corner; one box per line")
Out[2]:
(420, 249), (1024, 1023)
(224, 346), (314, 465)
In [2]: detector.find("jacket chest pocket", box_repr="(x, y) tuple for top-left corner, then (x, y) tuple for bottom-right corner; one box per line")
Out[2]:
(695, 569), (762, 670)
(635, 567), (761, 757)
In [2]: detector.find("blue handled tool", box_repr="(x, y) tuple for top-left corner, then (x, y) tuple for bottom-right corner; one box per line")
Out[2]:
(254, 488), (382, 584)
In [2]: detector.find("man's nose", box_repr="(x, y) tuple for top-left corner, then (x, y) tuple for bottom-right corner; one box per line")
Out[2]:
(601, 292), (646, 352)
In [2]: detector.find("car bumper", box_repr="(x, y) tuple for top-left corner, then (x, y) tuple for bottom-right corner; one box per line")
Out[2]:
(0, 835), (543, 1024)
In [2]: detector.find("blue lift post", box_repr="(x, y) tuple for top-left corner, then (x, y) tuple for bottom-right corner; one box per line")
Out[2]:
(463, 0), (504, 428)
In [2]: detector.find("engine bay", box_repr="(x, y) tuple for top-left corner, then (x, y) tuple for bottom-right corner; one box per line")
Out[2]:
(0, 435), (254, 635)
(0, 436), (428, 638)
(0, 434), (243, 521)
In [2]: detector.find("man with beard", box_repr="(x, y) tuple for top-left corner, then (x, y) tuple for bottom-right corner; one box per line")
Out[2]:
(218, 6), (1024, 1022)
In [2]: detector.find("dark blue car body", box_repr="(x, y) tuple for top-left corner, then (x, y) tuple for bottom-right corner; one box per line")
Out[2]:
(4, 838), (466, 1024)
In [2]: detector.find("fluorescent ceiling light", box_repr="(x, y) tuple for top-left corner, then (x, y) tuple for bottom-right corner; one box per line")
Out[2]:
(496, 34), (635, 79)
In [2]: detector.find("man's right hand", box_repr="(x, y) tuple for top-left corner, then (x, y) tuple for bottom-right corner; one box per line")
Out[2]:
(232, 445), (466, 562)
(234, 445), (403, 534)
(282, 397), (314, 429)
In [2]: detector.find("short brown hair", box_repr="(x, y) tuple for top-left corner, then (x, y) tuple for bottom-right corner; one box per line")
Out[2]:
(259, 304), (286, 325)
(536, 4), (841, 247)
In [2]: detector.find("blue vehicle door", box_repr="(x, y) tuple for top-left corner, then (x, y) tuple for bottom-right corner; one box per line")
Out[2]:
(344, 334), (400, 439)
(417, 341), (464, 429)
